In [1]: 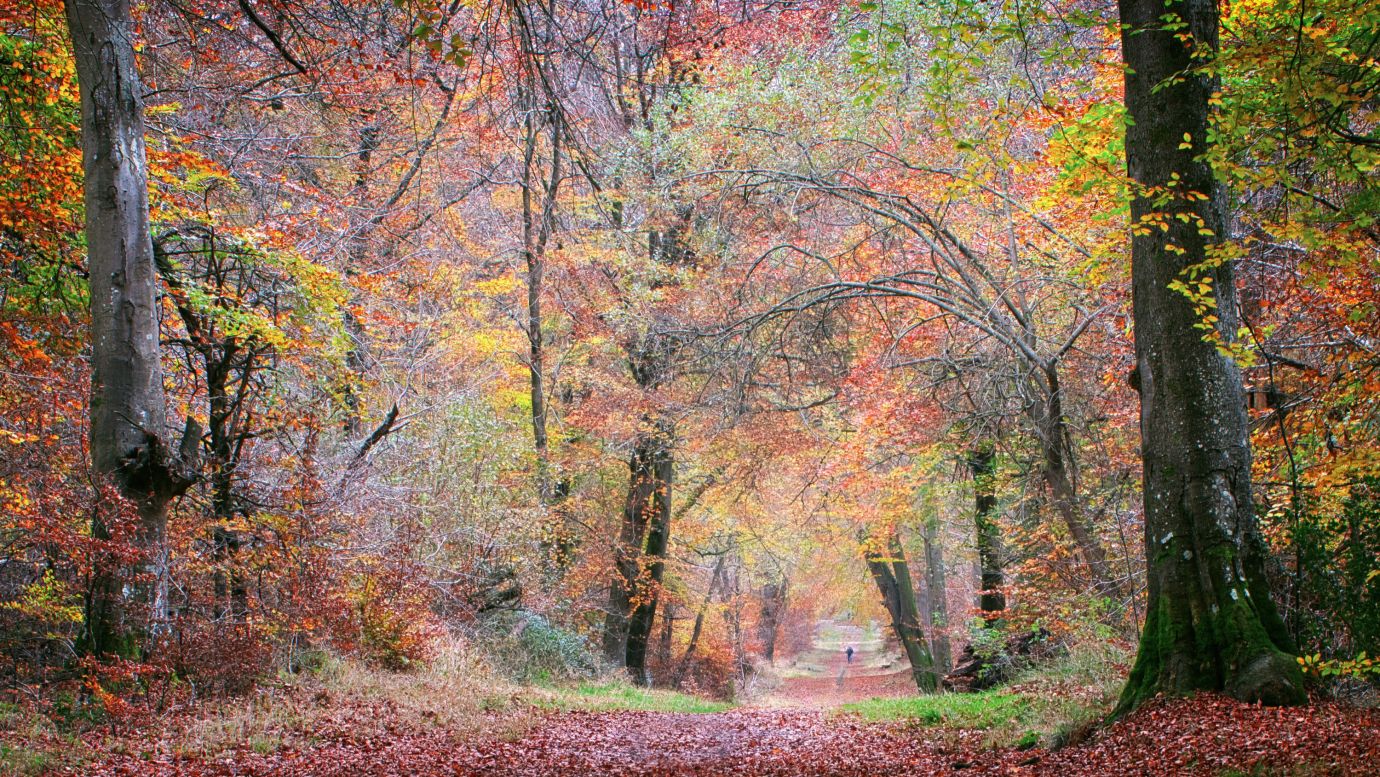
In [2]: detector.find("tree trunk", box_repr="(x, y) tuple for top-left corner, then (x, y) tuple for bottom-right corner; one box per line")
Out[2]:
(920, 518), (951, 673)
(67, 0), (193, 656)
(968, 445), (1005, 619)
(757, 578), (788, 665)
(154, 235), (248, 624)
(657, 601), (676, 668)
(675, 552), (725, 687)
(340, 115), (377, 435)
(603, 217), (683, 669)
(722, 562), (749, 693)
(1034, 364), (1120, 598)
(515, 16), (563, 505)
(625, 421), (673, 682)
(1117, 0), (1305, 709)
(864, 530), (938, 692)
(209, 364), (248, 622)
(602, 415), (672, 668)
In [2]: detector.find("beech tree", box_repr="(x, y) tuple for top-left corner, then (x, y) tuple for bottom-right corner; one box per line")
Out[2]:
(968, 443), (1005, 621)
(863, 526), (938, 691)
(17, 0), (1380, 763)
(66, 0), (196, 655)
(1117, 0), (1306, 709)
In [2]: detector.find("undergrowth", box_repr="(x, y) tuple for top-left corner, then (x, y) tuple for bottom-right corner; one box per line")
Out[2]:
(0, 637), (534, 773)
(839, 635), (1131, 749)
(0, 631), (737, 774)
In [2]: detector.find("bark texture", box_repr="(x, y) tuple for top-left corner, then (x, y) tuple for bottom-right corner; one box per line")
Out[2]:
(1117, 0), (1305, 709)
(67, 0), (194, 656)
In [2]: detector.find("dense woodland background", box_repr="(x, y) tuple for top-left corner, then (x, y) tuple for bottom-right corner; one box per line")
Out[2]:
(1, 0), (1378, 769)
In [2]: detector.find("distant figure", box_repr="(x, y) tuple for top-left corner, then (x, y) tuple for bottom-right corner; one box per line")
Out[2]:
(845, 645), (855, 664)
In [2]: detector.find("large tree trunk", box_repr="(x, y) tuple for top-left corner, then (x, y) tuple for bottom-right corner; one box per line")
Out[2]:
(920, 518), (951, 673)
(864, 529), (938, 692)
(967, 445), (1005, 619)
(67, 0), (193, 657)
(1117, 0), (1305, 709)
(625, 421), (673, 683)
(602, 415), (672, 668)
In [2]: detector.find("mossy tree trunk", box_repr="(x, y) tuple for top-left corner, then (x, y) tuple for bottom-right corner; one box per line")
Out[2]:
(624, 416), (674, 683)
(865, 529), (938, 692)
(968, 445), (1005, 620)
(601, 412), (672, 671)
(1117, 0), (1306, 710)
(607, 214), (690, 677)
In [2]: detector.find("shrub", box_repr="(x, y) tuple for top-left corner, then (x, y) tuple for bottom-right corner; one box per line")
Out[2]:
(162, 618), (272, 696)
(339, 567), (443, 671)
(475, 610), (599, 683)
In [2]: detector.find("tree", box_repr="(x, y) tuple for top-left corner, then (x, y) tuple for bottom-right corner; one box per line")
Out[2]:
(863, 526), (938, 692)
(612, 410), (675, 678)
(65, 0), (196, 656)
(917, 513), (950, 673)
(968, 443), (1005, 621)
(503, 0), (566, 507)
(1116, 0), (1306, 709)
(756, 575), (788, 664)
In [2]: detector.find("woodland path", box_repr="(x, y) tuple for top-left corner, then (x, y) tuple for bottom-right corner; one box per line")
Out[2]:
(81, 623), (1380, 776)
(752, 619), (917, 708)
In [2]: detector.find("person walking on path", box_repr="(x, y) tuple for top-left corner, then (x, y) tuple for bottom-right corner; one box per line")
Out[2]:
(845, 646), (854, 664)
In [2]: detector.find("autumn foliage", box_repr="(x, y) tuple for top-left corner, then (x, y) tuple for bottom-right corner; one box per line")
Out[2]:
(1, 0), (1378, 773)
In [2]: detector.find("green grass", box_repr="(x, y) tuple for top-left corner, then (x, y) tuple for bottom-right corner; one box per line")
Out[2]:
(840, 688), (1089, 749)
(530, 681), (734, 714)
(838, 639), (1130, 749)
(842, 690), (1025, 727)
(1218, 765), (1340, 777)
(0, 743), (54, 776)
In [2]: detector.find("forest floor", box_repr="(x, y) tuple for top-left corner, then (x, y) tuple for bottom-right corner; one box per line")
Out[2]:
(753, 620), (918, 708)
(18, 625), (1380, 776)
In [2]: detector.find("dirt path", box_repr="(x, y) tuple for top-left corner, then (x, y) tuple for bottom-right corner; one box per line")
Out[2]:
(755, 620), (916, 708)
(436, 623), (944, 776)
(456, 708), (971, 776)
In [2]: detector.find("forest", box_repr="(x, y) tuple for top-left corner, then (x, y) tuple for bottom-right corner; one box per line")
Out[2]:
(1, 0), (1378, 773)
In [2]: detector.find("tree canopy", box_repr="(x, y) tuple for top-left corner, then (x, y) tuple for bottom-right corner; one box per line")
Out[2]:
(2, 0), (1378, 772)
